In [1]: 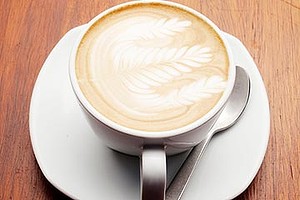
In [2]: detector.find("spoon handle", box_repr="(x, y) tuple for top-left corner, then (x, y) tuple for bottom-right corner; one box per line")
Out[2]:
(166, 131), (214, 200)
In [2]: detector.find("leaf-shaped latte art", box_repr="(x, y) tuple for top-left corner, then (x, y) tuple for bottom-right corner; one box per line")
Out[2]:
(109, 17), (227, 110)
(119, 45), (213, 90)
(76, 6), (230, 131)
(174, 75), (227, 106)
(132, 75), (227, 110)
(140, 18), (192, 39)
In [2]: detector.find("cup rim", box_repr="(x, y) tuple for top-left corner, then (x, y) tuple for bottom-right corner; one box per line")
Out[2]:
(69, 0), (236, 139)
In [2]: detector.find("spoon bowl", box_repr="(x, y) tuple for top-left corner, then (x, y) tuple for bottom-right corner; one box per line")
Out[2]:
(166, 66), (251, 200)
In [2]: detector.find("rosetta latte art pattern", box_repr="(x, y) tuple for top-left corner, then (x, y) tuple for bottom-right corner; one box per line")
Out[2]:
(110, 18), (226, 112)
(76, 4), (229, 131)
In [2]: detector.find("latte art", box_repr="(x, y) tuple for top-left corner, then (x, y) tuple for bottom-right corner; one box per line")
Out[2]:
(76, 3), (229, 131)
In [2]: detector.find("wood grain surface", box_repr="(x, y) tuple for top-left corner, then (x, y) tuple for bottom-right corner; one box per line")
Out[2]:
(0, 0), (299, 199)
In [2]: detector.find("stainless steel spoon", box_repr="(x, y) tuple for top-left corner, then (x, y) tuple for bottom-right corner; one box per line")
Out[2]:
(166, 66), (251, 200)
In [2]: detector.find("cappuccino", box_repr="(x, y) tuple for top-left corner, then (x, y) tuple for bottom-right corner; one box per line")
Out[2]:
(75, 3), (229, 131)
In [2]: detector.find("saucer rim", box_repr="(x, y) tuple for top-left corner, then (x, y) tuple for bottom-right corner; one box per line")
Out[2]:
(29, 26), (270, 200)
(221, 32), (270, 199)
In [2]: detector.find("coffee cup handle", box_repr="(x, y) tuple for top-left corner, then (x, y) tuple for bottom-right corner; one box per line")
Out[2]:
(140, 146), (166, 200)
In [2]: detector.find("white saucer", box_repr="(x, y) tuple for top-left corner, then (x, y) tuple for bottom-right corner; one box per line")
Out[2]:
(29, 25), (270, 200)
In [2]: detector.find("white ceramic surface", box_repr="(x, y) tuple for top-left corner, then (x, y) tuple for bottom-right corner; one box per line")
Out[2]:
(29, 25), (270, 200)
(69, 0), (237, 157)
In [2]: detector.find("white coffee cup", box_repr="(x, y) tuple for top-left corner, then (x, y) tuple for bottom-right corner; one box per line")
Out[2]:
(69, 1), (235, 199)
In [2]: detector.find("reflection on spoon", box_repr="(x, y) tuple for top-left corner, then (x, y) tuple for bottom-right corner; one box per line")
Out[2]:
(166, 66), (251, 200)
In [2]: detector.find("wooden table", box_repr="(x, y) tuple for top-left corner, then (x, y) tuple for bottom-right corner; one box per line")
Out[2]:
(0, 0), (299, 199)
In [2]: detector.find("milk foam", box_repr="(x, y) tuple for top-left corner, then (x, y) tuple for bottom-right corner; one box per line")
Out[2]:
(76, 3), (229, 131)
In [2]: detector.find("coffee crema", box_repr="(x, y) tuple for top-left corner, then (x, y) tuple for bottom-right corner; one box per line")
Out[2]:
(76, 3), (229, 132)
